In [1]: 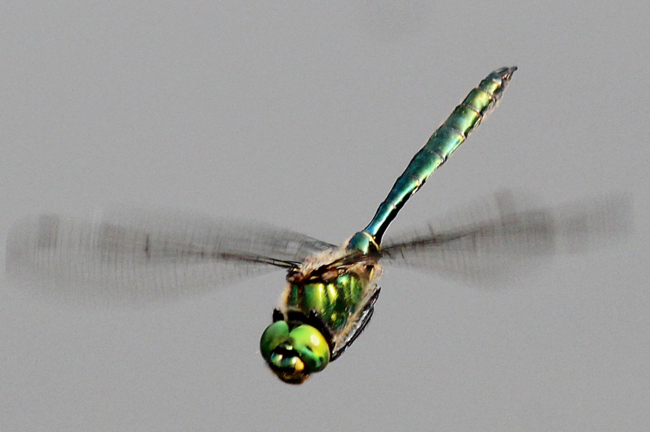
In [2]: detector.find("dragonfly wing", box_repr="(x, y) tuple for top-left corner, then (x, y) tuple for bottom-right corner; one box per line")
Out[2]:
(380, 192), (631, 284)
(5, 206), (336, 305)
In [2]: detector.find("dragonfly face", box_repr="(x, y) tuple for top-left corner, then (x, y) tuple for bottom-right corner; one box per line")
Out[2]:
(260, 321), (330, 384)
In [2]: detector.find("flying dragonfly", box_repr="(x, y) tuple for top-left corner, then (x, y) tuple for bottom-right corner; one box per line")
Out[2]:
(5, 67), (628, 384)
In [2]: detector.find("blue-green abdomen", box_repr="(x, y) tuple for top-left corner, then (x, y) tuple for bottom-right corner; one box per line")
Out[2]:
(347, 67), (517, 254)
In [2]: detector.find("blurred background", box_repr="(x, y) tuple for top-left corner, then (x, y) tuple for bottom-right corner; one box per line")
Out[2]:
(1, 1), (648, 431)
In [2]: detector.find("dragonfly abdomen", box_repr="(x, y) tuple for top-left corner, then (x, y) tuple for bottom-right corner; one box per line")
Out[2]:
(348, 67), (517, 254)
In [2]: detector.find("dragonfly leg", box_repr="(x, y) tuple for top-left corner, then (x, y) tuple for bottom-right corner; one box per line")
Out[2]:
(272, 308), (284, 322)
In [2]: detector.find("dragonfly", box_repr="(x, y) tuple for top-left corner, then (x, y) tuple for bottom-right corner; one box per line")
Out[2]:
(5, 67), (626, 384)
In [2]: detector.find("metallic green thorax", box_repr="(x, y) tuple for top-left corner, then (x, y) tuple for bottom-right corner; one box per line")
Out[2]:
(347, 67), (517, 255)
(285, 272), (364, 331)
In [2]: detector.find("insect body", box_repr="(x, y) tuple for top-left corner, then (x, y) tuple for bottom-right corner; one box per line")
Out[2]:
(11, 66), (621, 385)
(259, 67), (517, 383)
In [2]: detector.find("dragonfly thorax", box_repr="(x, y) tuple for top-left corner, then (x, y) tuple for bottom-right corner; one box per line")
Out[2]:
(283, 254), (380, 329)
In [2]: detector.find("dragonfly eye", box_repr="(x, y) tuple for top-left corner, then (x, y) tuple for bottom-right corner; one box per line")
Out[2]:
(260, 323), (330, 384)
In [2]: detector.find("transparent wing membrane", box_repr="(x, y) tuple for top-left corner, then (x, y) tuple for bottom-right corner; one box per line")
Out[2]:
(381, 192), (631, 283)
(5, 194), (630, 303)
(5, 207), (336, 305)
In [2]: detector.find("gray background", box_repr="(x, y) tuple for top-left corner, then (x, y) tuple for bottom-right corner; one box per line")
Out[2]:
(1, 1), (648, 431)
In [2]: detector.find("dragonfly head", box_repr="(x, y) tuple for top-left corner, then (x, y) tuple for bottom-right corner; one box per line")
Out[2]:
(260, 321), (330, 384)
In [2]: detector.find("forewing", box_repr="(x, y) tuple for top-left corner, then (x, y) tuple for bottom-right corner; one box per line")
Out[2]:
(5, 206), (336, 305)
(381, 192), (631, 284)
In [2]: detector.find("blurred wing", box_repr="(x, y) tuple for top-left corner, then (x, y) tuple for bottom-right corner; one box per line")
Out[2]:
(5, 206), (336, 305)
(380, 192), (631, 283)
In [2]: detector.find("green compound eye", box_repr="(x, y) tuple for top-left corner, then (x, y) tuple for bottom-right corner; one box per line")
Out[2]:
(260, 321), (290, 359)
(288, 325), (330, 372)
